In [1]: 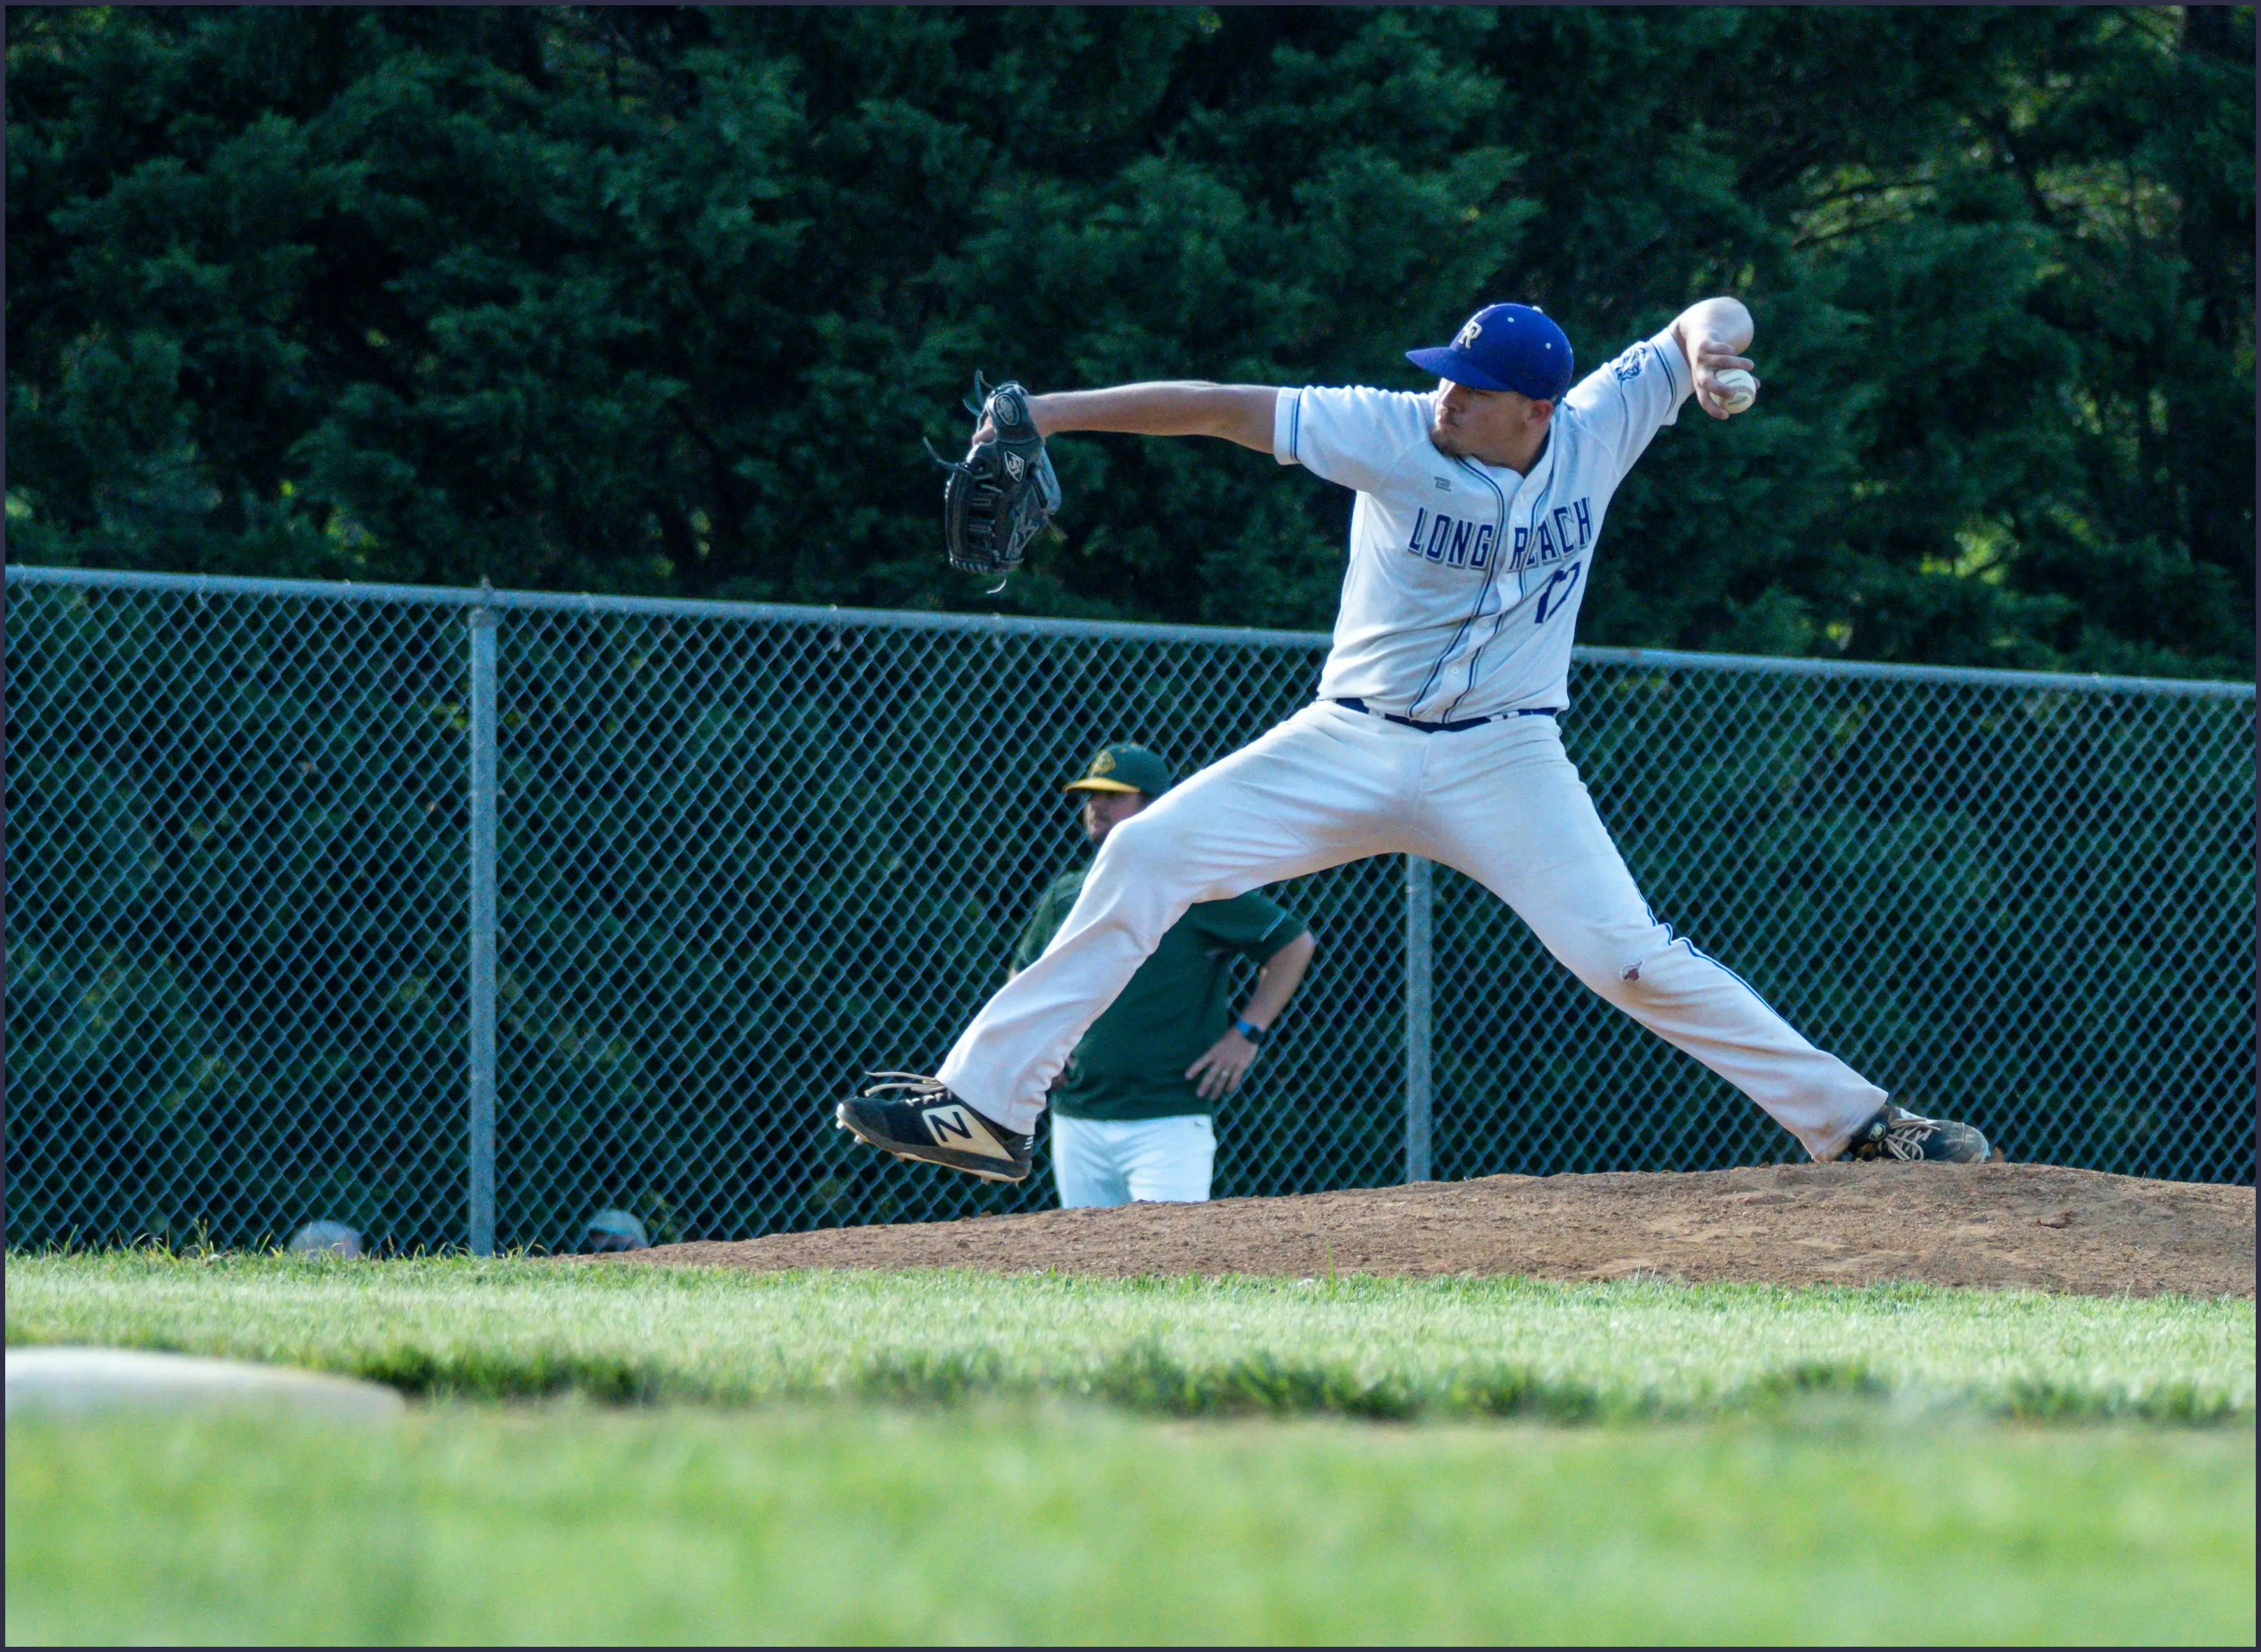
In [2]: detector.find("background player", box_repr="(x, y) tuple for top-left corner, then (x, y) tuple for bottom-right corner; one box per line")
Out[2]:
(1015, 743), (1315, 1207)
(839, 297), (1992, 1181)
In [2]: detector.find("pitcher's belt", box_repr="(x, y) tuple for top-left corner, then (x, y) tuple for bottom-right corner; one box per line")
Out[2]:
(1328, 697), (1562, 734)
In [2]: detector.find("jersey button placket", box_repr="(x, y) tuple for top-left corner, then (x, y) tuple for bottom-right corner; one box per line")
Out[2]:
(1438, 462), (1521, 720)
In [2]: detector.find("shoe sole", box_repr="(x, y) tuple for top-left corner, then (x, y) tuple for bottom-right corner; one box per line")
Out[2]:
(834, 1105), (1029, 1184)
(1844, 1137), (1994, 1164)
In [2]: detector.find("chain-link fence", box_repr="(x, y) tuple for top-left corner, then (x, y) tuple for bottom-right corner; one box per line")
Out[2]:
(6, 564), (2254, 1254)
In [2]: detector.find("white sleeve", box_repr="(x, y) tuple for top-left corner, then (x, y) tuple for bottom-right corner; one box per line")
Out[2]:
(1273, 385), (1433, 496)
(1559, 327), (1693, 486)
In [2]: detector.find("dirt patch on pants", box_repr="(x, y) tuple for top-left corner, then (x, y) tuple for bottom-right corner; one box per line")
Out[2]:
(626, 1162), (2254, 1298)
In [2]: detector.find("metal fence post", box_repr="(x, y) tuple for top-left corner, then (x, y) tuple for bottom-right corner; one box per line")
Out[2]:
(467, 603), (499, 1255)
(1405, 853), (1433, 1183)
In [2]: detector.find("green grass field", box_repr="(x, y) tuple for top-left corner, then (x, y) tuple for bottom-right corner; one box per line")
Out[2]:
(10, 1403), (2253, 1645)
(7, 1254), (2254, 1644)
(8, 1252), (2253, 1419)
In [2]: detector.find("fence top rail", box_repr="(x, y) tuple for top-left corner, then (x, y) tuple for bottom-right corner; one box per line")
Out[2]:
(8, 562), (2254, 701)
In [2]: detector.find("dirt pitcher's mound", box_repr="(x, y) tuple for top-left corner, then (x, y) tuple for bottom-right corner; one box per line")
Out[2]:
(630, 1163), (2255, 1298)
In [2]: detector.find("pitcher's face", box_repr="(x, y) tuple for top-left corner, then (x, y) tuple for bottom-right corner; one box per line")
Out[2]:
(1428, 379), (1551, 464)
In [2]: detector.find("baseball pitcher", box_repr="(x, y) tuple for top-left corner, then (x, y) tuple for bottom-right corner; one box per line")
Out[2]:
(841, 299), (1993, 1182)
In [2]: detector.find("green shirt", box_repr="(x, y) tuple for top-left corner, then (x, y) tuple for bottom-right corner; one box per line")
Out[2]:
(1012, 866), (1309, 1121)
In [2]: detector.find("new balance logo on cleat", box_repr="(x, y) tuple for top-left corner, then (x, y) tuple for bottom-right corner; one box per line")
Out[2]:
(919, 1102), (1018, 1161)
(925, 1104), (975, 1145)
(834, 1072), (1034, 1183)
(1839, 1103), (1993, 1164)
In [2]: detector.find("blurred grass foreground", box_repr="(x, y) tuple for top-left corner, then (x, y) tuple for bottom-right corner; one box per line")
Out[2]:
(8, 1402), (2253, 1645)
(8, 1256), (2252, 1644)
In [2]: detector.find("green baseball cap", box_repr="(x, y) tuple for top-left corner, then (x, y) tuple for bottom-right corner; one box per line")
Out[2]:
(1064, 742), (1174, 798)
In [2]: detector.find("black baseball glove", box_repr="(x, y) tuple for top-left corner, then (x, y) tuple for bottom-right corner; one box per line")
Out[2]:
(924, 374), (1061, 578)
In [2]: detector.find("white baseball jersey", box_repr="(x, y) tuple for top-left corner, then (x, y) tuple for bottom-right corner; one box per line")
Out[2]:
(1273, 326), (1692, 722)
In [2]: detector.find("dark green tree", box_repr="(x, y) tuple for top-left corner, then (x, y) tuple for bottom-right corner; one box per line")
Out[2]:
(7, 6), (2252, 676)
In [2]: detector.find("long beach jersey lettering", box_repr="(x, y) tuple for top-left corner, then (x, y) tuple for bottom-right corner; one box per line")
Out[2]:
(1274, 326), (1691, 721)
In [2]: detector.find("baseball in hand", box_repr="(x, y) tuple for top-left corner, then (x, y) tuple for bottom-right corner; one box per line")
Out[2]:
(1711, 368), (1758, 414)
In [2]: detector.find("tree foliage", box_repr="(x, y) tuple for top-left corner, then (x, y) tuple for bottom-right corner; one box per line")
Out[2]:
(8, 5), (2252, 676)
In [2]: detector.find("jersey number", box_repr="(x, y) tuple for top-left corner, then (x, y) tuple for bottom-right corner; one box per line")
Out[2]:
(1535, 563), (1583, 626)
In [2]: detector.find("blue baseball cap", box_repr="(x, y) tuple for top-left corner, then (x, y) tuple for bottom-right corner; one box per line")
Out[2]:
(1406, 303), (1574, 402)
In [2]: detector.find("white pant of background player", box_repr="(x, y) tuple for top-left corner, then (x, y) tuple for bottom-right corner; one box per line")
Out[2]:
(941, 699), (1889, 1161)
(1051, 1113), (1216, 1206)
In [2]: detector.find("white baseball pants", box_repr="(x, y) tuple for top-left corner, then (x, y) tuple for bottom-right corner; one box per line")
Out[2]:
(940, 700), (1887, 1160)
(1051, 1113), (1216, 1207)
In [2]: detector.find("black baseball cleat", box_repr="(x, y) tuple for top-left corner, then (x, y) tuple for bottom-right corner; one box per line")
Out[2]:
(834, 1072), (1034, 1183)
(1838, 1103), (1993, 1163)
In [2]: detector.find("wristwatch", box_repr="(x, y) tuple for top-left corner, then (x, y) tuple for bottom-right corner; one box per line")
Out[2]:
(1231, 1015), (1268, 1045)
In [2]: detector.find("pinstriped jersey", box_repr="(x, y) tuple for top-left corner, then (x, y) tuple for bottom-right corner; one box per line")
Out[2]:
(1273, 326), (1691, 722)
